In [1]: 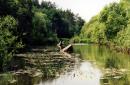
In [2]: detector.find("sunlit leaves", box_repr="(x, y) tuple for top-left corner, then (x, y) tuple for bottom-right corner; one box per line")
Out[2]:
(99, 3), (129, 39)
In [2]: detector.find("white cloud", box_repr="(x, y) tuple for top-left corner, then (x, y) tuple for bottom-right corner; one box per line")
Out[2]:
(39, 0), (119, 21)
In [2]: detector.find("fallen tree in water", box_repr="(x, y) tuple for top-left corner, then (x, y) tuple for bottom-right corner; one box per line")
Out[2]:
(57, 41), (73, 53)
(0, 45), (80, 85)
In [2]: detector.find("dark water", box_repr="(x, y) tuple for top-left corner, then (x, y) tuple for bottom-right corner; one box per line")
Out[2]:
(1, 44), (130, 85)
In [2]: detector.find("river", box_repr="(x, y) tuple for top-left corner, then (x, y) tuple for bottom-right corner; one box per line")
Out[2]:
(39, 44), (130, 85)
(0, 44), (130, 85)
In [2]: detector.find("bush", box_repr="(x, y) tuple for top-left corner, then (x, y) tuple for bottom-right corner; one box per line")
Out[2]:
(0, 16), (23, 71)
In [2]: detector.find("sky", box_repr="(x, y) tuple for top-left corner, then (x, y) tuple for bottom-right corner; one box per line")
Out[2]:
(39, 0), (119, 21)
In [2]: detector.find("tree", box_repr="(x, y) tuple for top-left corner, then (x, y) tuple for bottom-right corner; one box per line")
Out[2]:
(0, 16), (22, 71)
(99, 3), (129, 39)
(32, 11), (52, 44)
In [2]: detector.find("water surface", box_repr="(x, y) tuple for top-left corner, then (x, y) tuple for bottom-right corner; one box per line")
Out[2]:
(38, 44), (130, 85)
(1, 44), (130, 85)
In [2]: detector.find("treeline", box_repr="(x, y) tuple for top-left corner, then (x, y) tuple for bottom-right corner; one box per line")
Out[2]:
(72, 0), (130, 49)
(0, 0), (84, 71)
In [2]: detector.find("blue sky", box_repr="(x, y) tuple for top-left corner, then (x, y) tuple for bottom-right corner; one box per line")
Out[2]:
(39, 0), (119, 21)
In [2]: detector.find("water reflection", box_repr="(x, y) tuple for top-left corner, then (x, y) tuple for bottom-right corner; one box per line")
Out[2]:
(1, 44), (130, 85)
(105, 56), (119, 69)
(74, 44), (130, 85)
(38, 62), (102, 85)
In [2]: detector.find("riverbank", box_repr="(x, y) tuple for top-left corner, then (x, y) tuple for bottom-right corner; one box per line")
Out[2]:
(73, 44), (130, 85)
(0, 46), (78, 85)
(105, 42), (130, 54)
(71, 37), (130, 55)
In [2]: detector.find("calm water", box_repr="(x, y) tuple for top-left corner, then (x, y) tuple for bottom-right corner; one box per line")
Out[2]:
(38, 44), (130, 85)
(1, 44), (130, 85)
(38, 61), (102, 85)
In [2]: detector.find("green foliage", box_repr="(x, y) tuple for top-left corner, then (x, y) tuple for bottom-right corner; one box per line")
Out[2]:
(0, 0), (84, 45)
(71, 36), (81, 43)
(32, 10), (59, 44)
(0, 0), (84, 71)
(0, 16), (23, 71)
(116, 23), (130, 47)
(30, 1), (84, 44)
(99, 3), (129, 39)
(0, 73), (14, 85)
(105, 56), (119, 69)
(77, 2), (130, 49)
(75, 15), (107, 44)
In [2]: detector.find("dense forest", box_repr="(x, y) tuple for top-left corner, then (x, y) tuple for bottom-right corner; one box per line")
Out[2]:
(72, 0), (130, 51)
(0, 0), (84, 71)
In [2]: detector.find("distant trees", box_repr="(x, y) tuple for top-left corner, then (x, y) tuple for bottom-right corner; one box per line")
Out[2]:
(30, 0), (84, 44)
(32, 11), (55, 44)
(0, 0), (84, 45)
(39, 1), (85, 38)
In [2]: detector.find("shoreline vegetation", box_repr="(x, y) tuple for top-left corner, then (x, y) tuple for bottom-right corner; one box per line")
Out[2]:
(1, 0), (130, 85)
(0, 0), (84, 72)
(0, 0), (83, 84)
(0, 46), (79, 85)
(71, 0), (130, 55)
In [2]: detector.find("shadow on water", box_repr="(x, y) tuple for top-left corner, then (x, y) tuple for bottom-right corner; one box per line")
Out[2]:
(105, 56), (119, 69)
(74, 44), (130, 85)
(1, 44), (130, 85)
